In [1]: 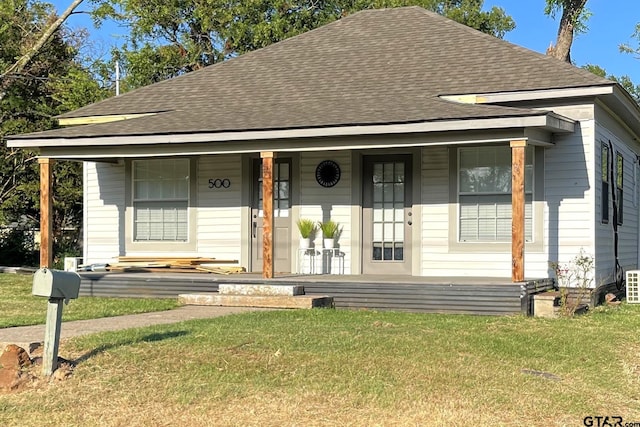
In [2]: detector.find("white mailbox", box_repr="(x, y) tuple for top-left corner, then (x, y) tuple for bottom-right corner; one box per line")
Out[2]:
(32, 268), (81, 300)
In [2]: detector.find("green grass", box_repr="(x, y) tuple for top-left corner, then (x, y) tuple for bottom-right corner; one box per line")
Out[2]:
(2, 305), (639, 426)
(0, 273), (179, 328)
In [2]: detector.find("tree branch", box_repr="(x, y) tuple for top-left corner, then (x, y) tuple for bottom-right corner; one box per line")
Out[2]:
(0, 0), (85, 98)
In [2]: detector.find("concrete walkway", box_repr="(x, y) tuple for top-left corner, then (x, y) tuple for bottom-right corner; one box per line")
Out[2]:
(0, 305), (266, 353)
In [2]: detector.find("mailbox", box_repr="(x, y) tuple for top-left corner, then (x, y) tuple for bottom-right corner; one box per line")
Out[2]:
(32, 268), (81, 300)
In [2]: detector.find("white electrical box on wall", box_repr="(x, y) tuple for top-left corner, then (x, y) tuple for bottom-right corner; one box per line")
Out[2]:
(625, 270), (640, 303)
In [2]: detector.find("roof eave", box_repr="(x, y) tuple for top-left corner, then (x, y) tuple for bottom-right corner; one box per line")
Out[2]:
(440, 84), (616, 104)
(7, 113), (574, 149)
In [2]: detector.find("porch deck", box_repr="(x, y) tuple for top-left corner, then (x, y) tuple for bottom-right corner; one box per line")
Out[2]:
(79, 272), (555, 316)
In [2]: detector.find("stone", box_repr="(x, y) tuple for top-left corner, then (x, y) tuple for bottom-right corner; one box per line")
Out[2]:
(0, 367), (33, 391)
(0, 344), (32, 370)
(533, 292), (560, 318)
(0, 345), (35, 392)
(605, 293), (621, 306)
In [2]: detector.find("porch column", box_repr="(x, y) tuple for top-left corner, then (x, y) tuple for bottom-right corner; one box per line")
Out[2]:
(260, 151), (276, 279)
(39, 158), (54, 268)
(510, 140), (526, 282)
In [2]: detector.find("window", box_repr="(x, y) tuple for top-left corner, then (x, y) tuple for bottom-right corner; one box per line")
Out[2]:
(601, 143), (610, 224)
(132, 159), (189, 241)
(458, 146), (533, 242)
(616, 152), (623, 225)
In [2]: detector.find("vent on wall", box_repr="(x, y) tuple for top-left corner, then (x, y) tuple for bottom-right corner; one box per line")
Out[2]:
(626, 271), (640, 303)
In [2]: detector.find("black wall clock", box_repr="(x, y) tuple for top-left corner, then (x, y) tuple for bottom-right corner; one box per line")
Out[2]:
(315, 160), (341, 188)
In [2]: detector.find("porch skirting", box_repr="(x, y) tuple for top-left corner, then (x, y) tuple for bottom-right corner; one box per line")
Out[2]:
(80, 273), (554, 316)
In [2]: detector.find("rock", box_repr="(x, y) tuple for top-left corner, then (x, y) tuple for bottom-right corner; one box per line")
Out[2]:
(605, 293), (621, 306)
(0, 344), (32, 370)
(0, 345), (35, 392)
(0, 367), (33, 391)
(52, 364), (74, 382)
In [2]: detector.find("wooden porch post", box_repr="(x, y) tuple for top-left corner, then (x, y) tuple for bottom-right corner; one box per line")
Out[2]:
(39, 158), (54, 268)
(260, 152), (276, 279)
(510, 140), (526, 282)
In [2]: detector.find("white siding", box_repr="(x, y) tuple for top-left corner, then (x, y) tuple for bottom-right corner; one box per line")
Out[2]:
(420, 146), (450, 269)
(544, 118), (596, 270)
(196, 155), (243, 262)
(84, 161), (125, 263)
(299, 151), (352, 274)
(418, 146), (544, 277)
(418, 102), (598, 278)
(594, 104), (640, 285)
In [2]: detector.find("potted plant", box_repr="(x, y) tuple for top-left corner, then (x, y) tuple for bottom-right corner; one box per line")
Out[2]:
(296, 218), (316, 249)
(319, 220), (340, 249)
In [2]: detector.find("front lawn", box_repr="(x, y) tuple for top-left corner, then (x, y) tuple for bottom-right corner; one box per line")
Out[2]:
(0, 273), (179, 328)
(1, 304), (639, 426)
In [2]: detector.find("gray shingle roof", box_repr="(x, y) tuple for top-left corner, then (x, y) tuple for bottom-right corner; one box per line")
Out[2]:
(16, 6), (612, 139)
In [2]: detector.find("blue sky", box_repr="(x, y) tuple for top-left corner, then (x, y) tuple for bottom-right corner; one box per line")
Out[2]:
(490, 0), (640, 83)
(55, 0), (640, 83)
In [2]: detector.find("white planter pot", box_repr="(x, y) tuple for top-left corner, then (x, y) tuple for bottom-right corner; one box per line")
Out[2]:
(299, 237), (311, 249)
(323, 238), (335, 249)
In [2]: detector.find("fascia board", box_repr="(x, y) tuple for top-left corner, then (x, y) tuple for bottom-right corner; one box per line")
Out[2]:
(57, 113), (158, 126)
(441, 85), (615, 104)
(7, 114), (573, 149)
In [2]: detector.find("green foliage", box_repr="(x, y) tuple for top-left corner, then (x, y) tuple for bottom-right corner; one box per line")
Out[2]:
(90, 0), (514, 91)
(0, 228), (38, 267)
(296, 218), (317, 238)
(620, 23), (640, 92)
(1, 0), (109, 266)
(544, 0), (591, 35)
(583, 64), (640, 103)
(549, 248), (594, 316)
(319, 219), (340, 238)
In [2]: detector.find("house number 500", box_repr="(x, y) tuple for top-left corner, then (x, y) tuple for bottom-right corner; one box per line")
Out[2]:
(208, 178), (231, 189)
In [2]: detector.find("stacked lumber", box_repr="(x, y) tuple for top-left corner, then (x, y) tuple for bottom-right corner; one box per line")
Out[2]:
(107, 256), (244, 274)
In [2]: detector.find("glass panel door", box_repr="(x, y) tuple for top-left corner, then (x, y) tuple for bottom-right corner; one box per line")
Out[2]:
(251, 158), (292, 273)
(372, 161), (405, 261)
(363, 155), (412, 275)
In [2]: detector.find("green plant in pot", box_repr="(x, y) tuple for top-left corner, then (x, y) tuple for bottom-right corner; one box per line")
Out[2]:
(319, 220), (340, 249)
(296, 218), (316, 249)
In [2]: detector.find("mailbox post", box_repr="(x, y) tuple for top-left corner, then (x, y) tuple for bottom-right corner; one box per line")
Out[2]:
(32, 268), (81, 376)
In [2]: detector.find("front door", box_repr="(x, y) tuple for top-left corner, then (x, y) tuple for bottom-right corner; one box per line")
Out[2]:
(251, 158), (292, 273)
(362, 155), (412, 274)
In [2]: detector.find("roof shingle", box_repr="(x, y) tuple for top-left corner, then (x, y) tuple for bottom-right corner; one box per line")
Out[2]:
(25, 7), (613, 139)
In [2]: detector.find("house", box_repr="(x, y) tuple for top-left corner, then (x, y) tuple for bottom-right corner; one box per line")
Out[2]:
(6, 7), (640, 299)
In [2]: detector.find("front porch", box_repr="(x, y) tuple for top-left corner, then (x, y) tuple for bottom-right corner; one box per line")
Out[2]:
(79, 271), (554, 316)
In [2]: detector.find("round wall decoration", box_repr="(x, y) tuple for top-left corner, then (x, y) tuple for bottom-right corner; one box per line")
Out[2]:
(315, 160), (341, 188)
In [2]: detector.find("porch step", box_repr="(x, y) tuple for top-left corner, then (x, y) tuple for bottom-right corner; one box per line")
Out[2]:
(218, 283), (304, 296)
(178, 292), (334, 309)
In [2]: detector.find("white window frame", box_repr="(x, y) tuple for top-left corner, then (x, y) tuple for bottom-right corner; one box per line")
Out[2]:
(132, 158), (190, 242)
(457, 146), (534, 243)
(125, 158), (197, 252)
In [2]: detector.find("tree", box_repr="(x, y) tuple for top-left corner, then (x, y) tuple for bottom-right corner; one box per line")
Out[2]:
(544, 0), (590, 63)
(91, 0), (514, 90)
(583, 64), (640, 103)
(0, 0), (85, 101)
(1, 0), (108, 265)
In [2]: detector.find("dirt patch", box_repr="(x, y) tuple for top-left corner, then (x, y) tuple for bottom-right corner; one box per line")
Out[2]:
(0, 344), (75, 394)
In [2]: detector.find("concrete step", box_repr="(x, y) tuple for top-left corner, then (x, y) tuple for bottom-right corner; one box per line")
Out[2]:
(218, 283), (304, 296)
(178, 292), (334, 309)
